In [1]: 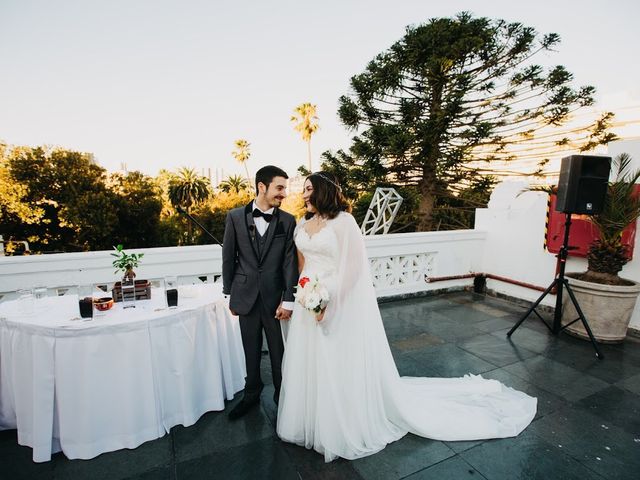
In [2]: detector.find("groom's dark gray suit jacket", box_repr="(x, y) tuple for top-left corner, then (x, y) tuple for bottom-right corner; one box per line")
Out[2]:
(222, 202), (298, 316)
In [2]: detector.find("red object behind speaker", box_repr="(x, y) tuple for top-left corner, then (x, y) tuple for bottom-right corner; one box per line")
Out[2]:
(546, 192), (638, 258)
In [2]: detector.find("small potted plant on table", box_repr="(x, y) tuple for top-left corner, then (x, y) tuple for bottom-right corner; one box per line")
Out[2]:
(111, 244), (151, 301)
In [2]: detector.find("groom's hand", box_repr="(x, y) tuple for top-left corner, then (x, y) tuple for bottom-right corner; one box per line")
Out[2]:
(276, 306), (292, 321)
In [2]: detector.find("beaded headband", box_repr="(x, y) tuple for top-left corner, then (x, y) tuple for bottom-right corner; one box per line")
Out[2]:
(310, 172), (342, 192)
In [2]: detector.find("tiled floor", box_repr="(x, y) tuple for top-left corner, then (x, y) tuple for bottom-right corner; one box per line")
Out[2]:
(2, 292), (639, 480)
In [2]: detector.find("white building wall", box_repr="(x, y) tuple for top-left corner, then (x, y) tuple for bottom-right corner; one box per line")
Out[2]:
(475, 139), (640, 331)
(0, 231), (485, 300)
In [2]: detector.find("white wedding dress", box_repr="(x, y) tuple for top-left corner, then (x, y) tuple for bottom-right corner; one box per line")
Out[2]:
(276, 212), (536, 462)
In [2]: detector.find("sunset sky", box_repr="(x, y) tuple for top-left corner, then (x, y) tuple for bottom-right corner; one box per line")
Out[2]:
(1, 0), (638, 182)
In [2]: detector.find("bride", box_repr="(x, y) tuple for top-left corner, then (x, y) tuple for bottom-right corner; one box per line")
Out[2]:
(276, 171), (536, 462)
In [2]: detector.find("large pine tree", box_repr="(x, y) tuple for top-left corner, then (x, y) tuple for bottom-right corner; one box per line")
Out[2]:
(337, 12), (616, 231)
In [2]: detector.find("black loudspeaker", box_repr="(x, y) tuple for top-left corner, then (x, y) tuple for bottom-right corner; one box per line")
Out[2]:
(555, 155), (611, 214)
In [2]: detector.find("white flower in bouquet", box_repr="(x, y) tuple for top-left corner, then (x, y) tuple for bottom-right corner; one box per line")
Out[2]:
(295, 275), (330, 313)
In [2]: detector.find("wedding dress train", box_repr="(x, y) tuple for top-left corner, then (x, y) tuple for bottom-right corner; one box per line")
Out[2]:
(276, 213), (536, 462)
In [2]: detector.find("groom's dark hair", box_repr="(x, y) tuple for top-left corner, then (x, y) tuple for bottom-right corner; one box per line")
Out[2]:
(255, 165), (288, 194)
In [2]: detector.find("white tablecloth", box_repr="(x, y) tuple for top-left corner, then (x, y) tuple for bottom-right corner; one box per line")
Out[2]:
(0, 284), (246, 462)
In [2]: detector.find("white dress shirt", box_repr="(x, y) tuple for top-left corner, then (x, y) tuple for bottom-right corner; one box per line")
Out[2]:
(252, 201), (294, 312)
(252, 201), (275, 236)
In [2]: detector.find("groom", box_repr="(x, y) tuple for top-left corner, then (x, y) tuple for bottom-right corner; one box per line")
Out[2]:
(222, 165), (298, 419)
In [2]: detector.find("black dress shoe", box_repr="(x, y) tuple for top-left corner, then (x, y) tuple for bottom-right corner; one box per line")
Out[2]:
(228, 399), (259, 420)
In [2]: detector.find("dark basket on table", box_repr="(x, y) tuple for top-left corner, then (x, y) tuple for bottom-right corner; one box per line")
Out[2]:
(112, 280), (152, 302)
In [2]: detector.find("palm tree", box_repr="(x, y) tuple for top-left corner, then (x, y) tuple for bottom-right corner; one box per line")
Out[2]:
(291, 103), (320, 172)
(586, 153), (640, 284)
(232, 139), (251, 182)
(218, 174), (250, 194)
(167, 167), (211, 242)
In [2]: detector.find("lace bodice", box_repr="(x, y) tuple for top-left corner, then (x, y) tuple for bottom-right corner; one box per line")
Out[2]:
(295, 224), (339, 279)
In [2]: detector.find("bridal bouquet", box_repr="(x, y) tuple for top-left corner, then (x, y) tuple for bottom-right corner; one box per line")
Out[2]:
(295, 276), (330, 314)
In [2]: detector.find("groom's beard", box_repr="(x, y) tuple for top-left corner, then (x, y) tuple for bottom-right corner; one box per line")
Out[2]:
(269, 196), (285, 208)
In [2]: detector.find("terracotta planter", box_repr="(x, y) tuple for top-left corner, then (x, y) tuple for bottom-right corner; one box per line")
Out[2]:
(561, 274), (640, 343)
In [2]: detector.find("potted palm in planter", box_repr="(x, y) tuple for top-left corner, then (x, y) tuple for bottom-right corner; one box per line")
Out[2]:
(562, 153), (640, 343)
(111, 244), (151, 301)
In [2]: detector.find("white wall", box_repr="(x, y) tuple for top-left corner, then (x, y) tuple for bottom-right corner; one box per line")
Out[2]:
(475, 139), (640, 331)
(0, 231), (485, 300)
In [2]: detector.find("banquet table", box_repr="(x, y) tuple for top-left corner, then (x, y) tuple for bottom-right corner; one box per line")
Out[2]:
(0, 283), (246, 462)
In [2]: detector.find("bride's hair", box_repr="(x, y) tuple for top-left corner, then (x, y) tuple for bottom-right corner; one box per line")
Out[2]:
(304, 172), (351, 220)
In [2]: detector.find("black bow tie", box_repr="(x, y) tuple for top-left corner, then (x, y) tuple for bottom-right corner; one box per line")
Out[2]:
(252, 208), (273, 222)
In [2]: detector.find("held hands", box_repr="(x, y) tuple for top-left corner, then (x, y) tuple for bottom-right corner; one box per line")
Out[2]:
(275, 305), (293, 321)
(315, 308), (326, 323)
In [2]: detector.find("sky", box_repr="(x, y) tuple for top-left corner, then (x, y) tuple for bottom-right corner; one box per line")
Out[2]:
(1, 0), (639, 183)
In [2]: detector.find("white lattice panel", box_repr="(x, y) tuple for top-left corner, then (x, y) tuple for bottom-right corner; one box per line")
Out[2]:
(369, 253), (435, 293)
(361, 188), (403, 235)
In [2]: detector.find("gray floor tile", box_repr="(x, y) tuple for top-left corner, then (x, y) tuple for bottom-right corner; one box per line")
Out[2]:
(390, 332), (445, 352)
(461, 430), (606, 480)
(616, 372), (640, 395)
(0, 430), (53, 480)
(442, 439), (485, 454)
(474, 316), (521, 333)
(172, 400), (275, 463)
(492, 324), (558, 355)
(52, 435), (172, 480)
(122, 466), (173, 480)
(392, 352), (440, 377)
(504, 356), (610, 402)
(481, 368), (568, 419)
(404, 455), (488, 479)
(407, 344), (496, 377)
(176, 437), (297, 480)
(576, 386), (640, 436)
(351, 434), (454, 480)
(528, 407), (640, 480)
(457, 333), (539, 367)
(280, 442), (363, 480)
(543, 339), (640, 384)
(439, 303), (513, 325)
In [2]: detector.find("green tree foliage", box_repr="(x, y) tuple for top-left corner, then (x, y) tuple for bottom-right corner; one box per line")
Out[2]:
(218, 174), (250, 193)
(0, 143), (44, 227)
(192, 189), (253, 246)
(107, 171), (164, 248)
(3, 145), (115, 251)
(232, 139), (252, 183)
(167, 167), (212, 243)
(167, 167), (212, 213)
(0, 144), (168, 252)
(337, 12), (616, 231)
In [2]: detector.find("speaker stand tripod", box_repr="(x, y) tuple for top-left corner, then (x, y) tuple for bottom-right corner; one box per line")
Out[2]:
(507, 213), (604, 359)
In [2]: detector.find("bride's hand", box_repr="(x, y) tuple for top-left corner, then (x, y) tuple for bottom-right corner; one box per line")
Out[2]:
(315, 309), (325, 322)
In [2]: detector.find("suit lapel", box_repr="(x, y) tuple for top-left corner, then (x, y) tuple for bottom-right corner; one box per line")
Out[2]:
(259, 208), (279, 263)
(243, 202), (260, 262)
